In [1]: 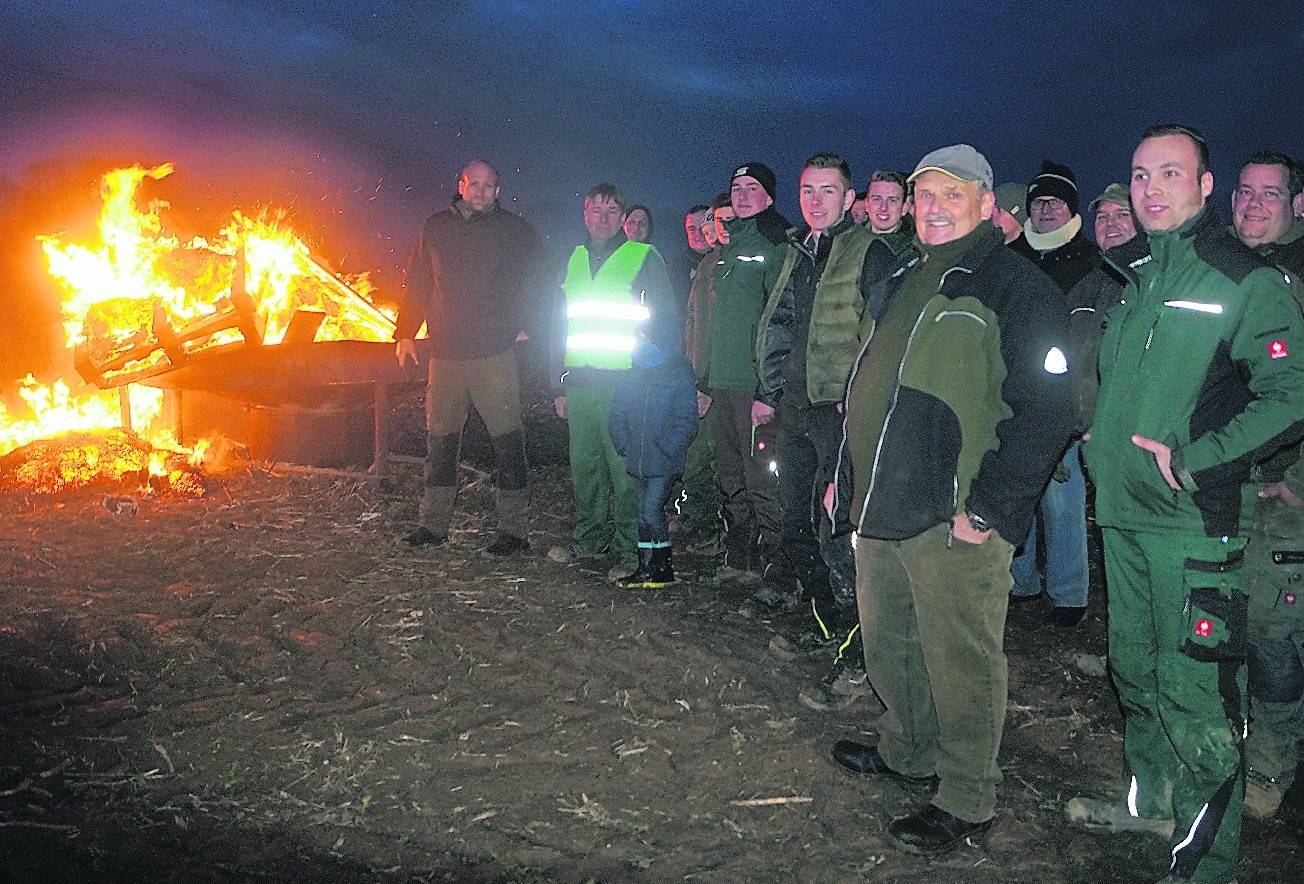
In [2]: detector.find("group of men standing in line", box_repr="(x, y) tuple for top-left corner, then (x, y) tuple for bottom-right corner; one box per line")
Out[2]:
(391, 125), (1304, 882)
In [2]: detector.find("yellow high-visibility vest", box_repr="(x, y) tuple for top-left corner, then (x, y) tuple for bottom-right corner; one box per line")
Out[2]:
(561, 240), (654, 370)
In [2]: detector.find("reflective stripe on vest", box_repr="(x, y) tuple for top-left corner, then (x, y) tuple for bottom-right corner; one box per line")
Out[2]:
(561, 241), (654, 370)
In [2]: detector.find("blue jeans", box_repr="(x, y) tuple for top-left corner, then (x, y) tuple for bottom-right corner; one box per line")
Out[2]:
(1010, 441), (1088, 608)
(635, 475), (675, 546)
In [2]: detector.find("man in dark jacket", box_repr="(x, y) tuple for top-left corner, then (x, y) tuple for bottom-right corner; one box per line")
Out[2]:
(864, 170), (915, 256)
(1232, 148), (1304, 278)
(828, 144), (1072, 855)
(750, 153), (897, 713)
(395, 159), (541, 554)
(1013, 161), (1101, 290)
(1009, 160), (1101, 626)
(1069, 125), (1304, 884)
(698, 164), (788, 585)
(1229, 149), (1304, 822)
(1065, 184), (1135, 435)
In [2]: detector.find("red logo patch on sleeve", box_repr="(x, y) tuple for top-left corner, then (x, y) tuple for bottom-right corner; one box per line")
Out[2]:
(1195, 618), (1214, 638)
(1269, 340), (1289, 359)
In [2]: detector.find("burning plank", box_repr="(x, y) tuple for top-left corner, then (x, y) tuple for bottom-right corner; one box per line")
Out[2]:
(1, 161), (403, 491)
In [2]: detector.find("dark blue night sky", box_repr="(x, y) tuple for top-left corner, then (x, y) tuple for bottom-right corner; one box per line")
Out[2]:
(1, 0), (1300, 282)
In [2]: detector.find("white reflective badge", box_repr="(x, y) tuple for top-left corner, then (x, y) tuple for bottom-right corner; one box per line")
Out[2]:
(736, 254), (766, 263)
(1044, 346), (1068, 374)
(1163, 300), (1223, 314)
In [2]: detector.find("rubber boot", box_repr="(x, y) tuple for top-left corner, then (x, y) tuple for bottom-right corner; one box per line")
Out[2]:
(642, 546), (675, 588)
(616, 547), (653, 589)
(419, 430), (462, 537)
(490, 429), (530, 541)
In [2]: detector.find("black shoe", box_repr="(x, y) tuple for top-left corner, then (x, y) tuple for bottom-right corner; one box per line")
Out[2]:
(885, 804), (994, 855)
(829, 740), (936, 786)
(1048, 606), (1087, 627)
(485, 532), (530, 556)
(768, 628), (836, 662)
(800, 652), (878, 712)
(404, 527), (447, 546)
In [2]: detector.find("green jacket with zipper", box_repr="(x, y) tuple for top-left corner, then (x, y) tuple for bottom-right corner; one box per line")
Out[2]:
(1084, 206), (1304, 538)
(832, 224), (1073, 545)
(699, 214), (787, 391)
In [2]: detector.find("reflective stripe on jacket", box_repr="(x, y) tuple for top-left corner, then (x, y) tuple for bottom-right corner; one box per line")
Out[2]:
(562, 241), (654, 371)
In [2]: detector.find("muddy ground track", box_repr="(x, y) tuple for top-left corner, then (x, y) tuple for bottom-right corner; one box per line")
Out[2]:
(1, 462), (1301, 883)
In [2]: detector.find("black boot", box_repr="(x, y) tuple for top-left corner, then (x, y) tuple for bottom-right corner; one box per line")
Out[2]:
(616, 548), (653, 589)
(642, 546), (675, 588)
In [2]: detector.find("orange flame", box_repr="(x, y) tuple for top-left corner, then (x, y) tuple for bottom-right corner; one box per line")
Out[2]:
(1, 162), (396, 491)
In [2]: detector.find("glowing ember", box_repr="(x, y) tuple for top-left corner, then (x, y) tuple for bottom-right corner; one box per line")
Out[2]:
(0, 429), (205, 497)
(0, 161), (397, 494)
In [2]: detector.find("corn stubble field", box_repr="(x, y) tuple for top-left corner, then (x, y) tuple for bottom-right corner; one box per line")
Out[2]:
(1, 460), (1300, 883)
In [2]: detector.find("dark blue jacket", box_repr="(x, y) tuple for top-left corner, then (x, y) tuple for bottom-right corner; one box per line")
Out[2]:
(608, 352), (699, 479)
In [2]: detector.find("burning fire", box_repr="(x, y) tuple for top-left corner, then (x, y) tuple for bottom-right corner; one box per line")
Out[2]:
(0, 162), (396, 493)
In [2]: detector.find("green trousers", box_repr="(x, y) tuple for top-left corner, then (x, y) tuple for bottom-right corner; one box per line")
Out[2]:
(1103, 528), (1246, 884)
(855, 521), (1015, 823)
(671, 413), (721, 528)
(565, 385), (637, 559)
(1245, 501), (1304, 786)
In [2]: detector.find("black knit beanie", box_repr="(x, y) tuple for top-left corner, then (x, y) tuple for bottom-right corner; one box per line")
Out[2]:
(1027, 160), (1080, 216)
(730, 162), (777, 200)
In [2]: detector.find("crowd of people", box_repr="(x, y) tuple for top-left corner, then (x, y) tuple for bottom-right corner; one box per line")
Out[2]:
(391, 125), (1304, 883)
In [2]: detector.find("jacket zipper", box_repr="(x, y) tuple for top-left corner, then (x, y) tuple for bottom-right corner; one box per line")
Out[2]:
(856, 265), (973, 532)
(858, 306), (931, 530)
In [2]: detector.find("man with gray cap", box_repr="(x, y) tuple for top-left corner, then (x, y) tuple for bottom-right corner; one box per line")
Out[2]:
(827, 144), (1072, 855)
(1009, 160), (1101, 627)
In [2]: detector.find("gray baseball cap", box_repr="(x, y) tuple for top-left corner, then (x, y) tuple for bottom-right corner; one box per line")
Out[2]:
(908, 144), (994, 190)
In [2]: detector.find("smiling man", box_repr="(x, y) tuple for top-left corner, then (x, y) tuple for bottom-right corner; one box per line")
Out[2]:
(827, 143), (1072, 856)
(1071, 125), (1304, 884)
(1009, 159), (1101, 627)
(1227, 149), (1304, 825)
(829, 143), (1074, 860)
(752, 154), (892, 712)
(864, 169), (914, 255)
(1232, 149), (1304, 277)
(698, 163), (789, 586)
(1093, 183), (1137, 249)
(1061, 183), (1135, 439)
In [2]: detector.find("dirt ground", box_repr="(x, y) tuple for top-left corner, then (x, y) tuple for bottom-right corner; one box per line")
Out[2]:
(1, 438), (1301, 883)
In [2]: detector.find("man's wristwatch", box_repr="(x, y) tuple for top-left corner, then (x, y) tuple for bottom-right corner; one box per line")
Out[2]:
(965, 511), (991, 534)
